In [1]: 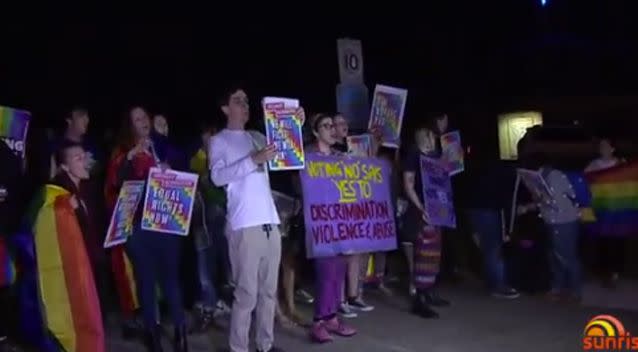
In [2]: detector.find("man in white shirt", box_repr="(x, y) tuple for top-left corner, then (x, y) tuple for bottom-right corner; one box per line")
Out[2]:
(209, 87), (288, 352)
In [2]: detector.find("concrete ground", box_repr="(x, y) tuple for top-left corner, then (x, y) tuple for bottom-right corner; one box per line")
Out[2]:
(106, 279), (638, 352)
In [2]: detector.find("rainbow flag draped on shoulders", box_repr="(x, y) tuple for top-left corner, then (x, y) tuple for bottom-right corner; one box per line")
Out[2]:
(585, 160), (638, 237)
(18, 184), (104, 352)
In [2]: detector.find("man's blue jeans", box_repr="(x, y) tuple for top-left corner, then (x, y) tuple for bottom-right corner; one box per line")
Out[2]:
(467, 209), (508, 291)
(545, 221), (582, 296)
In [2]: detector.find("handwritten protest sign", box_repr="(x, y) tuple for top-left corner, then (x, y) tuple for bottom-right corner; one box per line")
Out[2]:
(420, 156), (456, 228)
(441, 131), (465, 176)
(517, 168), (552, 202)
(0, 106), (30, 159)
(368, 84), (407, 148)
(347, 134), (372, 157)
(141, 168), (198, 236)
(300, 154), (397, 258)
(104, 181), (145, 248)
(263, 97), (305, 171)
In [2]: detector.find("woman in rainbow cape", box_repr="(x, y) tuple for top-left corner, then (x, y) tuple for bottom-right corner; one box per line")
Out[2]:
(18, 142), (105, 352)
(582, 140), (637, 287)
(105, 106), (188, 352)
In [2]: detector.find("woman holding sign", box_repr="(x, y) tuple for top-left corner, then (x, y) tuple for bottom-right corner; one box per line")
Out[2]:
(305, 114), (357, 343)
(401, 126), (450, 319)
(106, 106), (189, 352)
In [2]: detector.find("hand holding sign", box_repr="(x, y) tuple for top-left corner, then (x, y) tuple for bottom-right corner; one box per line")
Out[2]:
(252, 144), (278, 165)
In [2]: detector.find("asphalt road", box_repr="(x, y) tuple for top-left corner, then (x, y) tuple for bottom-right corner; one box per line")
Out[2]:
(106, 280), (638, 352)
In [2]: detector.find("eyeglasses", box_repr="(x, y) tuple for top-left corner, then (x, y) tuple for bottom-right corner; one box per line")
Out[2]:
(319, 123), (335, 130)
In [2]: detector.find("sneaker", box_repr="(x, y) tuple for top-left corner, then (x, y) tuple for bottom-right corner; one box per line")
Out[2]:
(324, 316), (356, 337)
(491, 287), (520, 299)
(424, 291), (450, 307)
(192, 308), (215, 332)
(214, 300), (232, 317)
(309, 322), (333, 344)
(295, 289), (315, 304)
(376, 282), (393, 296)
(411, 296), (439, 319)
(338, 302), (358, 318)
(348, 297), (374, 312)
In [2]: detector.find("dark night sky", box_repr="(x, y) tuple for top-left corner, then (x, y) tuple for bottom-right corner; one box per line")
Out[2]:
(1, 1), (638, 143)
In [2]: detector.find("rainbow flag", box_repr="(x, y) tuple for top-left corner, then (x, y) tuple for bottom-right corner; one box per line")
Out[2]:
(585, 160), (638, 237)
(0, 236), (17, 287)
(0, 106), (31, 158)
(19, 185), (104, 352)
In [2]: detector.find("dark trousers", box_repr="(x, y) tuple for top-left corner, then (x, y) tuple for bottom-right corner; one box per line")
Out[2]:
(467, 209), (508, 291)
(126, 229), (185, 329)
(599, 237), (625, 275)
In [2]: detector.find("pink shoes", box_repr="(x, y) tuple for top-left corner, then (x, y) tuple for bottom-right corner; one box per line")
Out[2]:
(310, 318), (356, 343)
(324, 317), (357, 337)
(310, 321), (333, 343)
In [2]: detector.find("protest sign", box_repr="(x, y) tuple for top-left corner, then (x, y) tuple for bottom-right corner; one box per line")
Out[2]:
(441, 131), (465, 176)
(517, 168), (552, 202)
(368, 84), (407, 148)
(104, 181), (145, 248)
(141, 168), (198, 236)
(347, 134), (372, 157)
(262, 97), (305, 171)
(300, 154), (397, 258)
(420, 156), (456, 228)
(0, 106), (30, 159)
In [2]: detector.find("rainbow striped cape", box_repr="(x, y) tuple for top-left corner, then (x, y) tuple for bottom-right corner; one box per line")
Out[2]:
(19, 185), (104, 352)
(585, 160), (638, 237)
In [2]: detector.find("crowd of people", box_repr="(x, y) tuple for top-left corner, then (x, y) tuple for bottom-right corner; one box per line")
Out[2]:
(0, 85), (629, 352)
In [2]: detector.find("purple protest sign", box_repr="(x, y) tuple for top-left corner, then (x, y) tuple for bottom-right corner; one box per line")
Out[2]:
(420, 156), (456, 228)
(300, 153), (397, 258)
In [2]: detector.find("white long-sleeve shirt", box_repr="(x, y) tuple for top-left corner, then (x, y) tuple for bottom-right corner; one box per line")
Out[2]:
(209, 128), (280, 231)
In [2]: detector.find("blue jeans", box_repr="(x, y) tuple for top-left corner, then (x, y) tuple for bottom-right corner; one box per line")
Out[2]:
(546, 221), (582, 296)
(196, 206), (229, 310)
(467, 209), (508, 291)
(126, 229), (185, 328)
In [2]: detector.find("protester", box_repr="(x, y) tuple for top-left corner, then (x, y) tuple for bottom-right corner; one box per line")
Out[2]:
(331, 114), (375, 316)
(189, 123), (231, 332)
(402, 126), (450, 319)
(107, 106), (188, 351)
(153, 114), (169, 137)
(518, 154), (582, 303)
(0, 140), (24, 352)
(465, 155), (520, 299)
(210, 86), (302, 352)
(49, 107), (101, 179)
(21, 142), (105, 352)
(333, 113), (349, 153)
(305, 114), (357, 343)
(269, 167), (310, 328)
(585, 138), (625, 288)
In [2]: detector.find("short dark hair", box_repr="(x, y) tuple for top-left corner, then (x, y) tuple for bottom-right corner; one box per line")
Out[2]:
(217, 83), (247, 108)
(55, 140), (84, 166)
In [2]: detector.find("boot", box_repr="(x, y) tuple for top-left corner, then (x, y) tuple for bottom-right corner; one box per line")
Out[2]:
(411, 293), (439, 319)
(144, 325), (163, 352)
(173, 325), (189, 352)
(424, 289), (450, 307)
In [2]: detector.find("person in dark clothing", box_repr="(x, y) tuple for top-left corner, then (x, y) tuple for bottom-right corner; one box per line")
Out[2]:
(464, 157), (520, 299)
(107, 106), (189, 352)
(0, 141), (25, 352)
(401, 126), (450, 319)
